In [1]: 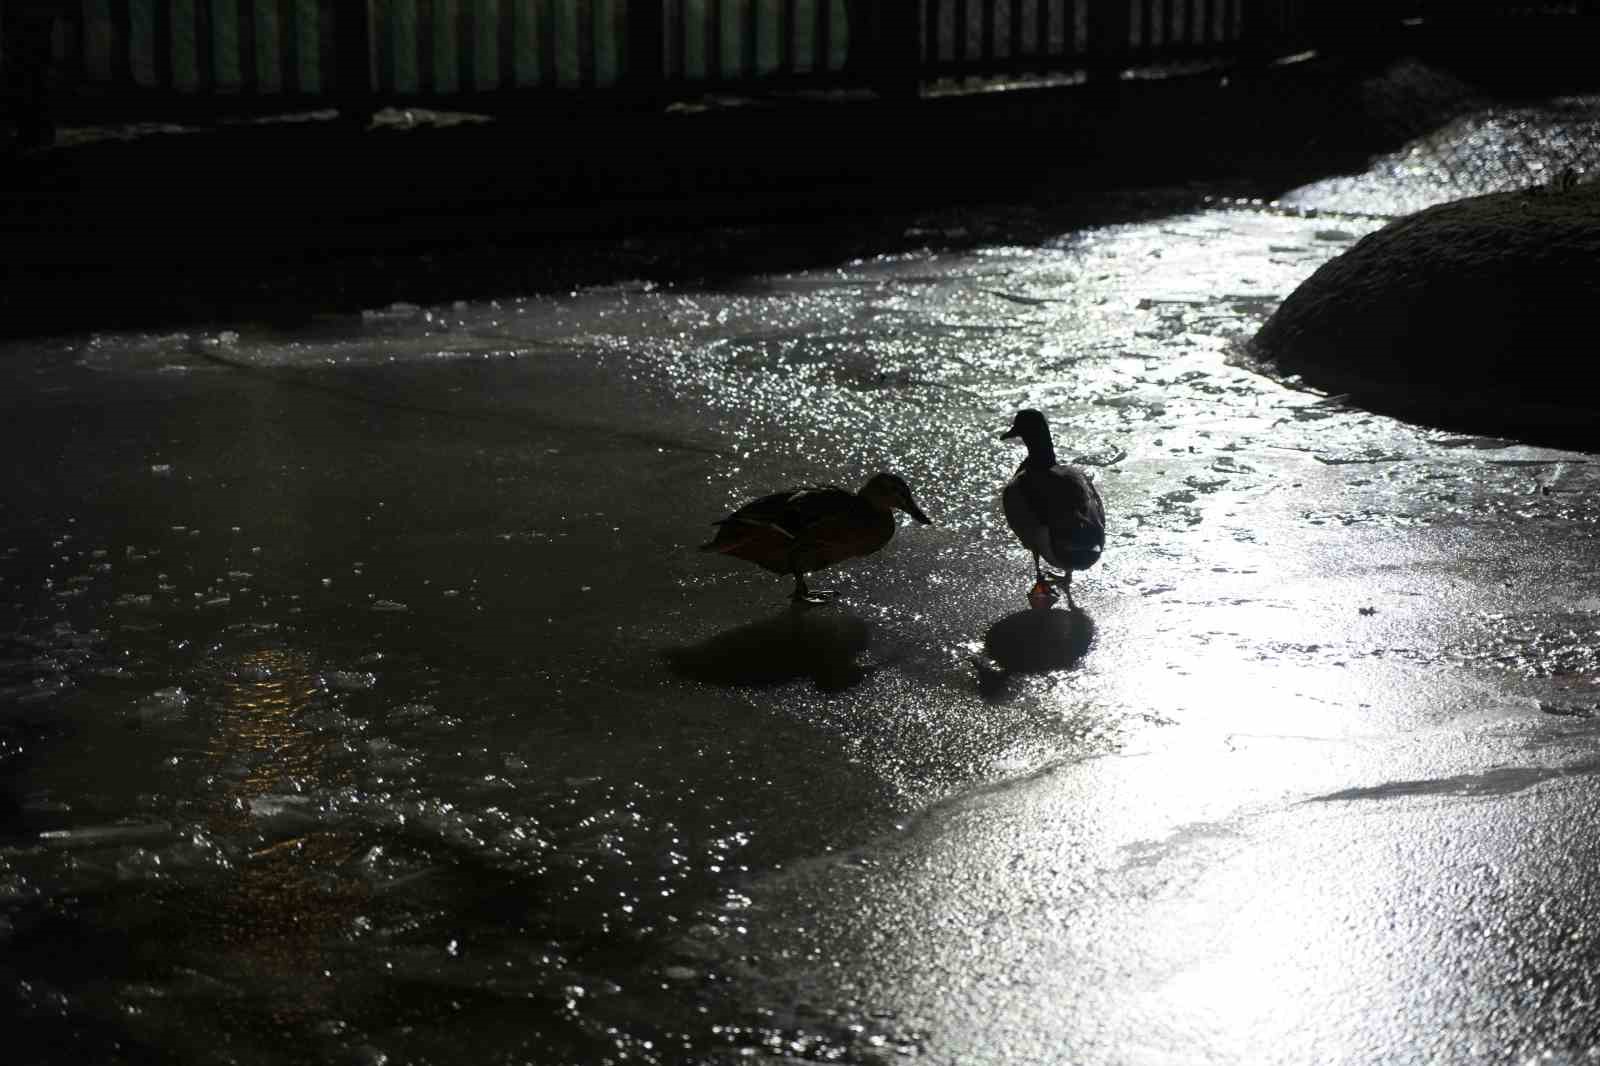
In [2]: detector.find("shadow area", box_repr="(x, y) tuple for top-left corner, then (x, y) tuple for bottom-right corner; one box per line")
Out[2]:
(664, 606), (872, 693)
(976, 607), (1095, 698)
(4, 51), (1560, 341)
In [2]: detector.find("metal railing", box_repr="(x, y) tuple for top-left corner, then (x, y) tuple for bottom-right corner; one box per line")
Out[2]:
(1401, 1), (1598, 12)
(2, 0), (858, 118)
(3, 0), (1597, 137)
(919, 0), (1291, 75)
(1, 1), (1302, 119)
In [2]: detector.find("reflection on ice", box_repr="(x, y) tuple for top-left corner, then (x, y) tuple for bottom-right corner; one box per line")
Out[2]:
(1283, 96), (1600, 217)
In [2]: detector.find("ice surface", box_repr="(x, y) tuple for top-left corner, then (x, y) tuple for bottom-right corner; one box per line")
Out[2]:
(3, 105), (1600, 1062)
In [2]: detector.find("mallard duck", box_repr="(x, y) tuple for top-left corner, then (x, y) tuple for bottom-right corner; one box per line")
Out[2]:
(1000, 409), (1105, 609)
(700, 472), (931, 603)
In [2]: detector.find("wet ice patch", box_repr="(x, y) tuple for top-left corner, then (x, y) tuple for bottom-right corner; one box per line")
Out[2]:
(131, 686), (190, 725)
(362, 301), (425, 323)
(365, 737), (419, 774)
(112, 827), (235, 880)
(247, 794), (320, 836)
(248, 793), (312, 816)
(323, 670), (378, 692)
(1451, 612), (1600, 684)
(1283, 97), (1600, 217)
(67, 312), (542, 375)
(387, 701), (460, 733)
(37, 821), (174, 849)
(353, 841), (442, 894)
(71, 332), (197, 372)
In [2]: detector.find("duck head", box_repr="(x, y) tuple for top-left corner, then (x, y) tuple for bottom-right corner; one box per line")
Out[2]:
(860, 472), (932, 525)
(1001, 408), (1053, 445)
(1001, 409), (1058, 466)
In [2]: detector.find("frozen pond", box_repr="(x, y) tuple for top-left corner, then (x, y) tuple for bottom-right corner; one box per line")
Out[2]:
(5, 102), (1600, 1064)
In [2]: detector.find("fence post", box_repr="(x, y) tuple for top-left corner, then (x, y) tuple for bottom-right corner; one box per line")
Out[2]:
(1237, 0), (1271, 67)
(840, 0), (919, 98)
(2, 1), (61, 149)
(334, 0), (374, 125)
(626, 0), (665, 100)
(875, 0), (920, 100)
(1086, 0), (1129, 93)
(1310, 0), (1393, 63)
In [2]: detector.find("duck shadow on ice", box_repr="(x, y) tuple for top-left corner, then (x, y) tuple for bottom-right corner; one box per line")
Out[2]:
(974, 606), (1095, 699)
(664, 605), (872, 693)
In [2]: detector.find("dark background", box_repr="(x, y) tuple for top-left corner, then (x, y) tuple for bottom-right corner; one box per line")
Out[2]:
(4, 1), (1599, 339)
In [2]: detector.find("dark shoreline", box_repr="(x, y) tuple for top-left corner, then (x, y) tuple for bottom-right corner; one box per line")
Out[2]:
(4, 31), (1594, 342)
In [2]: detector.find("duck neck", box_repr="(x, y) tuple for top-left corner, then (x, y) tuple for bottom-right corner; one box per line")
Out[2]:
(1021, 430), (1057, 470)
(858, 490), (894, 513)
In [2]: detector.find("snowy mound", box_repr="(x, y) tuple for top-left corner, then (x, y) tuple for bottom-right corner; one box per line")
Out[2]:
(1249, 181), (1600, 451)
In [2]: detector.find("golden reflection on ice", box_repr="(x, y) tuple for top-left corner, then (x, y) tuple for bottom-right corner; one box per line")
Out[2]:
(206, 644), (328, 801)
(195, 642), (373, 990)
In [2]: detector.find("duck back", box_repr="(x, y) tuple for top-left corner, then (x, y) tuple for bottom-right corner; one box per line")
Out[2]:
(1004, 462), (1104, 572)
(702, 486), (894, 574)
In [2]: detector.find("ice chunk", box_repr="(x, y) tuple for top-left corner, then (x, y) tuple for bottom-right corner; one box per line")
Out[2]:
(38, 821), (174, 848)
(323, 670), (377, 692)
(248, 794), (315, 820)
(134, 686), (190, 724)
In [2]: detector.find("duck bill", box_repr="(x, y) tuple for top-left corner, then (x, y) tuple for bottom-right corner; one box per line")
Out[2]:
(1000, 426), (1020, 440)
(905, 502), (932, 525)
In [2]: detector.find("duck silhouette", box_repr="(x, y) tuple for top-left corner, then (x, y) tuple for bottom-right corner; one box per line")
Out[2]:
(1000, 409), (1105, 609)
(701, 472), (931, 603)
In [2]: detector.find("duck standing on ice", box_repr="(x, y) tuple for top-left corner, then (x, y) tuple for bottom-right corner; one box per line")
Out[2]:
(1000, 409), (1105, 609)
(701, 472), (931, 604)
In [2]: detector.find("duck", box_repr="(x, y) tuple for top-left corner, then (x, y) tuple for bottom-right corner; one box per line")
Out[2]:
(701, 472), (931, 603)
(1000, 409), (1105, 609)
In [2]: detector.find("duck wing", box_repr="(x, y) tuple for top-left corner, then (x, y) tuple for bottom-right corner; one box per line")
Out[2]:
(1004, 463), (1105, 569)
(702, 485), (856, 549)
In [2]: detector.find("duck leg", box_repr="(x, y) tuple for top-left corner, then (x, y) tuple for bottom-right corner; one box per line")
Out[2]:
(1027, 553), (1060, 609)
(790, 572), (835, 606)
(1035, 564), (1077, 611)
